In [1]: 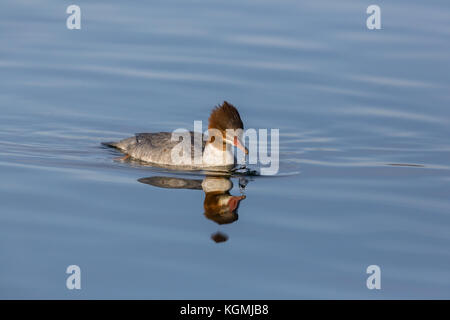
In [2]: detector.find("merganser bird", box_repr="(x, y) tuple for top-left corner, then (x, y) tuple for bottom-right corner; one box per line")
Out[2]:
(103, 101), (248, 170)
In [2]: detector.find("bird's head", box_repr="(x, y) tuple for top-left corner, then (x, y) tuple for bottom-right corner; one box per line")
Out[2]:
(207, 101), (248, 154)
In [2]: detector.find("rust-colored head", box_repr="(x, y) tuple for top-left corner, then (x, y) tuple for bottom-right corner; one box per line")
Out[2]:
(208, 101), (248, 154)
(208, 101), (244, 132)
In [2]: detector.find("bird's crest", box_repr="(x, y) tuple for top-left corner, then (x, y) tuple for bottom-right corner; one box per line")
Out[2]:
(208, 101), (244, 132)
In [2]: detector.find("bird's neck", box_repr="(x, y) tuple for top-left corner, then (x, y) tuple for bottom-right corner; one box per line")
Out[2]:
(203, 141), (234, 166)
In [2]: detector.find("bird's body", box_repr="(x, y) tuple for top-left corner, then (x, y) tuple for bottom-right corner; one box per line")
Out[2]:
(104, 131), (234, 169)
(103, 102), (247, 170)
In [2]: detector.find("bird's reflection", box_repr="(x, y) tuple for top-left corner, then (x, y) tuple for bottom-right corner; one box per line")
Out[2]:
(137, 175), (247, 243)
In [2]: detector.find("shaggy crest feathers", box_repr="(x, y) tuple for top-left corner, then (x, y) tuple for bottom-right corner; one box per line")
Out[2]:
(208, 101), (244, 132)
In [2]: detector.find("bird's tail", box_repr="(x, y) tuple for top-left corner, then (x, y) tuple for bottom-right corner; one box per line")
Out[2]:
(101, 141), (119, 149)
(101, 136), (137, 151)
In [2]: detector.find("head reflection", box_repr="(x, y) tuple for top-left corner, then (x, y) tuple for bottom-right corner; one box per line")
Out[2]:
(137, 175), (247, 243)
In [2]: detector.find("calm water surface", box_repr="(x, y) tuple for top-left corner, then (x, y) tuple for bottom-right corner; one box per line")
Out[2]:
(1, 0), (450, 298)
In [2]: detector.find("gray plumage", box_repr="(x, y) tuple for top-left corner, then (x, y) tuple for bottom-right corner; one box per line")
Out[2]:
(103, 132), (207, 167)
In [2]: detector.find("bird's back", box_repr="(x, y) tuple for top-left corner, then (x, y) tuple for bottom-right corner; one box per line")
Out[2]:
(106, 132), (207, 166)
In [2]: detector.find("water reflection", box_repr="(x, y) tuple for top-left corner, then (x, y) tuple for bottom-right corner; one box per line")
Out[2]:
(138, 175), (247, 243)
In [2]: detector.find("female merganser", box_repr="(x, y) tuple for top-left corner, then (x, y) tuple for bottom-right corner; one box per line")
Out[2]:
(103, 101), (248, 170)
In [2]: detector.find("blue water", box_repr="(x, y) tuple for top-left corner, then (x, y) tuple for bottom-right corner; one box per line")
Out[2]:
(1, 0), (450, 298)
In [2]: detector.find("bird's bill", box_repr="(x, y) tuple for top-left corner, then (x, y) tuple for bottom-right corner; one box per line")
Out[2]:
(233, 136), (248, 154)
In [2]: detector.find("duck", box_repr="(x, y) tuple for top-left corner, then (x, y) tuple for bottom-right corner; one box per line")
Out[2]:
(102, 101), (248, 170)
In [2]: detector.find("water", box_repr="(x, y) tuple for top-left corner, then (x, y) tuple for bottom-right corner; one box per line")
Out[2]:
(1, 0), (449, 299)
